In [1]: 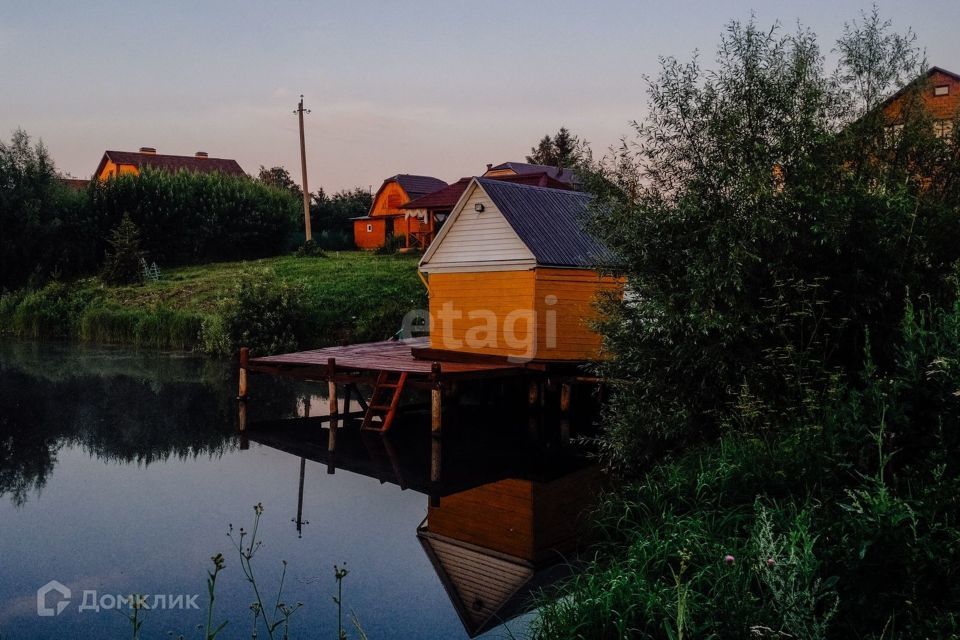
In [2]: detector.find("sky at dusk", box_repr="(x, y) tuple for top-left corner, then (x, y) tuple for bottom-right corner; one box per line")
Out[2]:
(2, 0), (958, 192)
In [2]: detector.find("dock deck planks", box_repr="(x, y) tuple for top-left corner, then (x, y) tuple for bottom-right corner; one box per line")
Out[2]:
(247, 338), (523, 380)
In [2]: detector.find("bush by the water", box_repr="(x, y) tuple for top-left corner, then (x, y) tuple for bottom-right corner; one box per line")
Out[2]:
(537, 11), (960, 639)
(201, 267), (310, 357)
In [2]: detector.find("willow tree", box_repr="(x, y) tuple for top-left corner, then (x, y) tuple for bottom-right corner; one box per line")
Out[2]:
(584, 14), (959, 472)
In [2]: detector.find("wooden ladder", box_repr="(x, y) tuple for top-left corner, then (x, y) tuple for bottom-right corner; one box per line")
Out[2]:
(361, 370), (408, 433)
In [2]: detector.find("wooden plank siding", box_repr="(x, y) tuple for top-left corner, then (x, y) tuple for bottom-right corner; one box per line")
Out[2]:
(422, 185), (535, 272)
(427, 268), (620, 361)
(425, 465), (602, 563)
(428, 271), (537, 359)
(534, 269), (622, 361)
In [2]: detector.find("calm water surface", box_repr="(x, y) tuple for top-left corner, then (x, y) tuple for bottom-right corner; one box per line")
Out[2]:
(0, 340), (597, 639)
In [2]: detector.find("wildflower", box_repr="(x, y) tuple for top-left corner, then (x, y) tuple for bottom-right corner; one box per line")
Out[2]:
(724, 554), (735, 565)
(767, 558), (776, 567)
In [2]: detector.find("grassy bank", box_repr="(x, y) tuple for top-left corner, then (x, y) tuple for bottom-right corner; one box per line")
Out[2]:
(0, 252), (426, 353)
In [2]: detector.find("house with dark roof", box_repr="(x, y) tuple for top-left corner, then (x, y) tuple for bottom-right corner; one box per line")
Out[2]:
(401, 172), (576, 250)
(352, 174), (447, 250)
(94, 147), (246, 180)
(882, 66), (960, 140)
(418, 178), (620, 362)
(483, 161), (579, 185)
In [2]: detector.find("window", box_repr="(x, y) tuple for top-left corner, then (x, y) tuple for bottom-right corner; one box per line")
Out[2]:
(934, 119), (954, 140)
(366, 224), (373, 233)
(934, 85), (950, 97)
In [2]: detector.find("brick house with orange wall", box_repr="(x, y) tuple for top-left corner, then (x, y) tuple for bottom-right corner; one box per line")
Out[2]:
(882, 66), (960, 140)
(94, 147), (245, 180)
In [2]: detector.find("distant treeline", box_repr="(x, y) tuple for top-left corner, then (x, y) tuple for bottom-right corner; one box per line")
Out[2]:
(0, 130), (374, 291)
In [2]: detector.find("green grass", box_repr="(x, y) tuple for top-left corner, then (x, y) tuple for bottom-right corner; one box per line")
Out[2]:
(0, 252), (426, 352)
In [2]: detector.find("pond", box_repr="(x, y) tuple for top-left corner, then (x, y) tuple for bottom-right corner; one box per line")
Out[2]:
(0, 340), (599, 639)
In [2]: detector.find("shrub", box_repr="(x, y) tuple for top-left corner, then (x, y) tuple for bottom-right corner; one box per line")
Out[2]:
(87, 169), (299, 266)
(374, 234), (405, 255)
(100, 213), (145, 285)
(202, 267), (309, 356)
(295, 239), (326, 258)
(7, 281), (99, 338)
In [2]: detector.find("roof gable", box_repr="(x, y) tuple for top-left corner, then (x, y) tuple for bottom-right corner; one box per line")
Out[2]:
(421, 179), (614, 272)
(98, 150), (246, 177)
(420, 182), (535, 272)
(485, 162), (578, 184)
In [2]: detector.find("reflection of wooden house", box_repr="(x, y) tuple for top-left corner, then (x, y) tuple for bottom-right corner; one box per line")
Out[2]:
(352, 174), (447, 250)
(418, 178), (621, 362)
(418, 465), (601, 637)
(401, 172), (576, 251)
(94, 147), (245, 180)
(882, 67), (960, 140)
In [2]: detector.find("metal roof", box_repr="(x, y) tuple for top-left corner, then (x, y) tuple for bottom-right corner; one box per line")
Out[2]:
(476, 178), (614, 268)
(485, 162), (578, 184)
(390, 174), (448, 198)
(98, 150), (246, 177)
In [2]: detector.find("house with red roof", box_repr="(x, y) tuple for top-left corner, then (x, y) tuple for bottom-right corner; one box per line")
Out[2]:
(352, 174), (447, 250)
(94, 147), (246, 180)
(401, 172), (576, 250)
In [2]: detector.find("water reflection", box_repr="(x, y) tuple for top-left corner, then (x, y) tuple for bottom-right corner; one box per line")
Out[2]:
(247, 410), (600, 638)
(0, 339), (599, 639)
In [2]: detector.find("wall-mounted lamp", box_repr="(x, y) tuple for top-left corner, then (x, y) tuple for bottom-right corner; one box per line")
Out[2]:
(474, 203), (485, 213)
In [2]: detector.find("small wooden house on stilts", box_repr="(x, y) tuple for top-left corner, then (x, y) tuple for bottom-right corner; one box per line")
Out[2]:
(239, 178), (620, 440)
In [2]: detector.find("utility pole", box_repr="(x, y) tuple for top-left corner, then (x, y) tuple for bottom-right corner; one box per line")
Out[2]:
(294, 95), (312, 242)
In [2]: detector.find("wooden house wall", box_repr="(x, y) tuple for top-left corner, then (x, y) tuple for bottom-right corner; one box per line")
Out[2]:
(353, 218), (387, 250)
(884, 69), (960, 124)
(422, 185), (535, 272)
(369, 181), (410, 216)
(534, 268), (622, 361)
(428, 270), (537, 358)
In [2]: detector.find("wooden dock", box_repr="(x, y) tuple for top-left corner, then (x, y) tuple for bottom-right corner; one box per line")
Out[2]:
(246, 338), (523, 384)
(238, 337), (590, 439)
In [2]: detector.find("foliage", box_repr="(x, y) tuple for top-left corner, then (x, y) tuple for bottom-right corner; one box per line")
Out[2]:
(526, 126), (591, 166)
(0, 253), (425, 353)
(374, 234), (405, 255)
(536, 298), (960, 638)
(101, 213), (146, 285)
(201, 267), (310, 357)
(295, 240), (326, 258)
(538, 9), (960, 640)
(582, 14), (958, 472)
(89, 169), (298, 266)
(257, 165), (303, 199)
(0, 129), (98, 289)
(311, 187), (372, 248)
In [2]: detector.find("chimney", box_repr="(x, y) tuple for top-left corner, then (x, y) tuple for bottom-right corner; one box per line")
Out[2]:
(486, 163), (493, 171)
(195, 151), (208, 158)
(139, 147), (156, 154)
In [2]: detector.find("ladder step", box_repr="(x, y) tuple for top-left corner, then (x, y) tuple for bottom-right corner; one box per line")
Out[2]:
(369, 404), (392, 411)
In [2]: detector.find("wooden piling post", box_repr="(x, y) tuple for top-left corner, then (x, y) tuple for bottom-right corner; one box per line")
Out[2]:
(560, 382), (572, 445)
(238, 399), (248, 433)
(327, 357), (338, 453)
(560, 382), (572, 413)
(238, 347), (249, 400)
(528, 378), (539, 408)
(431, 362), (442, 436)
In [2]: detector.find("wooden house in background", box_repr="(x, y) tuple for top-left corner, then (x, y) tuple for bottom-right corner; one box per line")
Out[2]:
(483, 161), (579, 186)
(418, 178), (620, 363)
(882, 66), (960, 140)
(401, 172), (576, 251)
(94, 147), (245, 180)
(352, 174), (447, 250)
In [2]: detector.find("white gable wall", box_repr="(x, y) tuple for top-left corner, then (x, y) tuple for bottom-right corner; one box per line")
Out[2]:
(420, 183), (535, 273)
